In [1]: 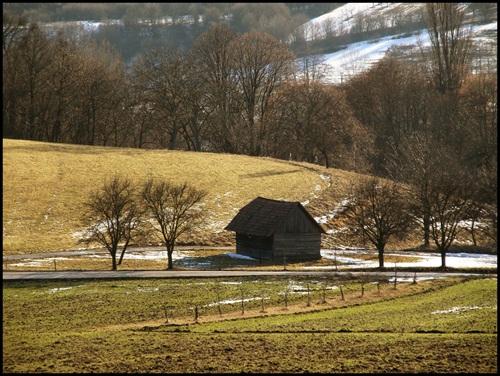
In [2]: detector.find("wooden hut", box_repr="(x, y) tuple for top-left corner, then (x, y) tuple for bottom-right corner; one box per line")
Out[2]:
(224, 197), (325, 261)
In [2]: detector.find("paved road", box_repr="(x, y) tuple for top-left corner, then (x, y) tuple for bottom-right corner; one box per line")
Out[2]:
(3, 269), (496, 280)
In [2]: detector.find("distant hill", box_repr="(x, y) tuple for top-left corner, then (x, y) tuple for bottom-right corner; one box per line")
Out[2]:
(5, 3), (496, 74)
(301, 2), (497, 83)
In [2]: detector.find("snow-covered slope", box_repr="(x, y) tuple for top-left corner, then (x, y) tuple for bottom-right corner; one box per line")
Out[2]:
(301, 3), (497, 84)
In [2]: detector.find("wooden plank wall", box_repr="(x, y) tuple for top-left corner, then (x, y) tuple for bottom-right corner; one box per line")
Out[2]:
(273, 233), (322, 261)
(279, 207), (323, 234)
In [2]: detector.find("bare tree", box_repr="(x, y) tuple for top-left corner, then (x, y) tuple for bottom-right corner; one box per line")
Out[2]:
(2, 12), (27, 55)
(426, 161), (478, 269)
(457, 73), (497, 173)
(387, 131), (435, 248)
(141, 178), (207, 270)
(44, 33), (82, 143)
(344, 56), (431, 175)
(263, 81), (371, 170)
(190, 24), (240, 154)
(8, 23), (52, 141)
(70, 39), (125, 146)
(468, 3), (497, 22)
(132, 47), (191, 150)
(230, 31), (296, 156)
(343, 176), (415, 268)
(81, 176), (143, 270)
(421, 3), (473, 94)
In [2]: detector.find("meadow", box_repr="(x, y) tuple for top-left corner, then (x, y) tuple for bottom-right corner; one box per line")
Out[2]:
(3, 138), (357, 255)
(4, 138), (492, 259)
(2, 275), (497, 373)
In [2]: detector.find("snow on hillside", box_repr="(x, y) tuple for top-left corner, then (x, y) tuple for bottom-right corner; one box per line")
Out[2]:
(302, 3), (497, 84)
(305, 3), (425, 39)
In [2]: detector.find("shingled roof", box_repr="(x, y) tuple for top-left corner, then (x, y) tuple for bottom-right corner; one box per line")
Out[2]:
(224, 196), (325, 237)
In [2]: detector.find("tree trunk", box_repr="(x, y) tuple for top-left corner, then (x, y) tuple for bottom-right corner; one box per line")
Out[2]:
(111, 252), (118, 271)
(440, 248), (447, 269)
(167, 246), (174, 270)
(377, 244), (385, 268)
(423, 212), (431, 248)
(118, 239), (130, 266)
(470, 220), (477, 246)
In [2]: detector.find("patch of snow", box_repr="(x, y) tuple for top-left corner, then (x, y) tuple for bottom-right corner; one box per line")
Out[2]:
(431, 306), (492, 315)
(48, 286), (74, 293)
(315, 199), (350, 224)
(203, 296), (270, 308)
(224, 252), (257, 261)
(316, 249), (497, 269)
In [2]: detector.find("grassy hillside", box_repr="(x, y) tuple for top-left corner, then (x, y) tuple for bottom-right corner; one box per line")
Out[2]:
(3, 138), (366, 255)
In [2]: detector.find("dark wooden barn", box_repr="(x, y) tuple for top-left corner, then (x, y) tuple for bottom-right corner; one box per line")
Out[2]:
(224, 197), (325, 262)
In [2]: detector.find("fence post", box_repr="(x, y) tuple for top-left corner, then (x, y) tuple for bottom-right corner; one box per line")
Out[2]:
(393, 263), (398, 289)
(284, 284), (289, 310)
(306, 282), (311, 307)
(163, 305), (171, 323)
(216, 285), (222, 316)
(240, 288), (245, 315)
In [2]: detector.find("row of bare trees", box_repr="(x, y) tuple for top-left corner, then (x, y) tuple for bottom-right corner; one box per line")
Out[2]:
(335, 5), (497, 263)
(81, 176), (206, 270)
(344, 161), (497, 270)
(87, 170), (495, 272)
(3, 7), (497, 174)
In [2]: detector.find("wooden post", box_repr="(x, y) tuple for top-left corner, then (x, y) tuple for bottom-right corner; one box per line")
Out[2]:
(393, 263), (398, 290)
(339, 285), (345, 301)
(216, 287), (222, 316)
(306, 282), (311, 307)
(194, 304), (199, 322)
(240, 288), (245, 315)
(284, 284), (289, 310)
(163, 305), (172, 323)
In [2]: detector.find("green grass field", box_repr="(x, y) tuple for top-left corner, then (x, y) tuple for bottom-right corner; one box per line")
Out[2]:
(2, 276), (497, 373)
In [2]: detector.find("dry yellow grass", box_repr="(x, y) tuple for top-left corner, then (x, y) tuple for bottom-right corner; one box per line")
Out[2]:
(3, 139), (359, 255)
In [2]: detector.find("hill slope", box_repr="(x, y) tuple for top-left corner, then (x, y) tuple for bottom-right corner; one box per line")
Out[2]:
(3, 139), (363, 255)
(303, 2), (497, 83)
